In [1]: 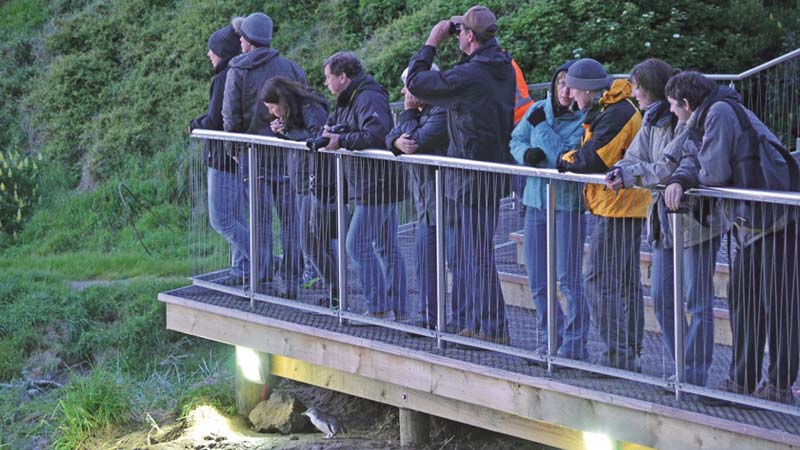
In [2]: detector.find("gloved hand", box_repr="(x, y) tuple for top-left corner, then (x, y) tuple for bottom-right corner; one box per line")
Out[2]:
(527, 107), (546, 127)
(523, 147), (546, 166)
(556, 157), (569, 173)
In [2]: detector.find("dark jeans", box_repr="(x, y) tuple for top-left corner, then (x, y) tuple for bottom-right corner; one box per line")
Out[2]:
(729, 222), (800, 391)
(449, 202), (508, 338)
(584, 216), (645, 369)
(298, 194), (338, 293)
(240, 158), (302, 287)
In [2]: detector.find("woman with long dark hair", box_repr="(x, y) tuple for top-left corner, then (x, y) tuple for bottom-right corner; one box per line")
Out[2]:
(260, 77), (339, 307)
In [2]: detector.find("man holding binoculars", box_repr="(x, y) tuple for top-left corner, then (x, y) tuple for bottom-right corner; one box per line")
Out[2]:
(404, 5), (515, 343)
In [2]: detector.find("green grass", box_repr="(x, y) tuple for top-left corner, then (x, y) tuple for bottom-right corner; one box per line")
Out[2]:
(0, 252), (190, 280)
(0, 0), (47, 40)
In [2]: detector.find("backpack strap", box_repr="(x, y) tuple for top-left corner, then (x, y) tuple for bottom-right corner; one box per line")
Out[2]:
(700, 98), (800, 192)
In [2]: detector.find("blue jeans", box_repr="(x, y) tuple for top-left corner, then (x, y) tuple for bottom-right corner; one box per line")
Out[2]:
(449, 203), (508, 338)
(207, 168), (248, 277)
(652, 237), (720, 386)
(239, 158), (302, 286)
(345, 204), (407, 316)
(298, 194), (338, 292)
(524, 207), (588, 358)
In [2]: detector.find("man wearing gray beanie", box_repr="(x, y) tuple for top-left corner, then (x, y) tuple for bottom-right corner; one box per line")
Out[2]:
(556, 57), (649, 373)
(222, 12), (307, 297)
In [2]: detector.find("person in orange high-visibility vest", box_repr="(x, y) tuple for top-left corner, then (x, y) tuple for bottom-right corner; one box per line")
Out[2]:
(512, 58), (532, 125)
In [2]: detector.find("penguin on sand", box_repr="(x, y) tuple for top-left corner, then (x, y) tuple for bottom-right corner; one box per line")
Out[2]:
(302, 407), (347, 438)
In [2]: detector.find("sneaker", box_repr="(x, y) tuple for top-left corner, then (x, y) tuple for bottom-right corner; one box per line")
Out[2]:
(753, 382), (796, 405)
(216, 274), (249, 287)
(349, 310), (396, 326)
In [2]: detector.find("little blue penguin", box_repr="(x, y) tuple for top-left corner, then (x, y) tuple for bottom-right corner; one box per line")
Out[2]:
(302, 407), (347, 438)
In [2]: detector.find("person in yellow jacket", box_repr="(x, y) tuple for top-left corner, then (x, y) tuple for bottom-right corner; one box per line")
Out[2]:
(556, 58), (650, 372)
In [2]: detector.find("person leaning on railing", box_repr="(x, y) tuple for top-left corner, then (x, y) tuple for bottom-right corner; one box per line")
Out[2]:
(188, 24), (247, 286)
(664, 71), (800, 405)
(260, 76), (340, 310)
(556, 58), (650, 372)
(405, 5), (514, 344)
(222, 12), (308, 295)
(386, 66), (449, 330)
(509, 60), (589, 360)
(607, 60), (726, 387)
(321, 51), (409, 323)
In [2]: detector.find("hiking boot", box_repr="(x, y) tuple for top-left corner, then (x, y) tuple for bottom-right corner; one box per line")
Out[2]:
(753, 382), (796, 405)
(349, 310), (396, 327)
(717, 377), (750, 395)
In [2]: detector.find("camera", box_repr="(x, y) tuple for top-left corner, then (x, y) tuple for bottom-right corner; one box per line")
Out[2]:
(306, 136), (330, 152)
(305, 124), (349, 151)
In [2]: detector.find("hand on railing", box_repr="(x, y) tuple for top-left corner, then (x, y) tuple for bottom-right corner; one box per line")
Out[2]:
(605, 167), (623, 191)
(664, 182), (684, 211)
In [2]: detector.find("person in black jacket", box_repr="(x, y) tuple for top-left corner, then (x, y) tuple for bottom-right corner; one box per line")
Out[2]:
(405, 5), (514, 343)
(188, 25), (247, 286)
(322, 51), (408, 323)
(260, 77), (339, 309)
(386, 66), (448, 330)
(223, 12), (307, 296)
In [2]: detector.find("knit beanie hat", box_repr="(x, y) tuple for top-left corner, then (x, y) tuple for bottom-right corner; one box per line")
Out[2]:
(208, 25), (241, 60)
(240, 12), (273, 47)
(565, 58), (609, 91)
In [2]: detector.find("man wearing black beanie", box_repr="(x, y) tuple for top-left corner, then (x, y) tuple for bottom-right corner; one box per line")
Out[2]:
(189, 25), (248, 286)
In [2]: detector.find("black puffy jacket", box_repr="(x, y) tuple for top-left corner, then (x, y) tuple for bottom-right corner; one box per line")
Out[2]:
(327, 73), (406, 205)
(189, 58), (236, 172)
(406, 38), (515, 205)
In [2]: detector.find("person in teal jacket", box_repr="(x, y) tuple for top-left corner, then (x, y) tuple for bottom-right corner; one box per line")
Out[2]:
(510, 61), (588, 359)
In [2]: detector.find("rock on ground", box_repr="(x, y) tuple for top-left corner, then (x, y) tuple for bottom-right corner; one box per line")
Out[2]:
(248, 392), (310, 434)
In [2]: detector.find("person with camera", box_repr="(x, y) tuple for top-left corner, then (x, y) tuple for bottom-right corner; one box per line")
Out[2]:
(321, 51), (408, 323)
(222, 12), (306, 296)
(386, 66), (448, 330)
(259, 76), (341, 309)
(509, 61), (588, 359)
(404, 5), (514, 344)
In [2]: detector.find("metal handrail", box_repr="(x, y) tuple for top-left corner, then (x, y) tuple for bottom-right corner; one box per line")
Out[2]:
(524, 48), (800, 89)
(191, 129), (800, 206)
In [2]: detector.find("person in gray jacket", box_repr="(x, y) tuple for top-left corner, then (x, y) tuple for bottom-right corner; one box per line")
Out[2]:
(386, 66), (448, 330)
(222, 12), (307, 297)
(664, 71), (799, 404)
(607, 60), (725, 387)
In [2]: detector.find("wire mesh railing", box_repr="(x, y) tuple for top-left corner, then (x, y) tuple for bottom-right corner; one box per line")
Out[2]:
(188, 128), (800, 416)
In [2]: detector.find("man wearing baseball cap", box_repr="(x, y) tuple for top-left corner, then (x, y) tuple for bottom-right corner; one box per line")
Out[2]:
(404, 5), (515, 345)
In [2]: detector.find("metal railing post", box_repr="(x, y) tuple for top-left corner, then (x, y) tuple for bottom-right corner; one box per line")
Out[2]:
(671, 211), (686, 401)
(336, 154), (348, 326)
(247, 144), (257, 308)
(435, 168), (446, 349)
(546, 180), (557, 372)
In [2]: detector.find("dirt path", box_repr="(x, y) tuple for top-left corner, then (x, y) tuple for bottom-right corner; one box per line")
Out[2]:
(91, 380), (556, 450)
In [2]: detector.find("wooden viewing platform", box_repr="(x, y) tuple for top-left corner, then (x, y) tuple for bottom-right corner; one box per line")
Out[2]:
(160, 283), (800, 450)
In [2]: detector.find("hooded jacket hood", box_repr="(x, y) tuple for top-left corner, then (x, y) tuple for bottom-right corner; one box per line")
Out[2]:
(461, 38), (512, 82)
(229, 47), (280, 70)
(550, 60), (576, 116)
(600, 78), (633, 106)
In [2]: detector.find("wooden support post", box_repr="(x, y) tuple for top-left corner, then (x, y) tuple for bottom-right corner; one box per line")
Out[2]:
(399, 408), (430, 447)
(234, 347), (276, 416)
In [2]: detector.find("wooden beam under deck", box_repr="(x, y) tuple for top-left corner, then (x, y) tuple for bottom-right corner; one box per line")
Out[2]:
(161, 291), (800, 450)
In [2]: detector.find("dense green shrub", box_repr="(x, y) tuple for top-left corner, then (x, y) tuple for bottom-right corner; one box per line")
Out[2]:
(0, 149), (42, 244)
